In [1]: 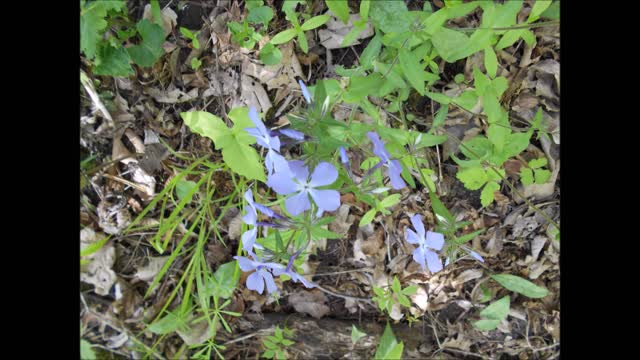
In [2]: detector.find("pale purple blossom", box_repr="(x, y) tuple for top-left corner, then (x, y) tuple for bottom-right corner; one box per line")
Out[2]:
(272, 250), (315, 288)
(267, 161), (340, 216)
(298, 80), (312, 104)
(367, 131), (406, 190)
(234, 253), (285, 294)
(405, 214), (444, 273)
(245, 107), (290, 175)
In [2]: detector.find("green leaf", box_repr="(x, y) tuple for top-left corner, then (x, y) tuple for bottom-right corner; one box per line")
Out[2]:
(327, 0), (350, 24)
(457, 166), (487, 190)
(80, 339), (96, 360)
(222, 142), (266, 181)
(311, 226), (341, 240)
(263, 349), (275, 358)
(80, 0), (127, 59)
(452, 90), (479, 110)
(191, 57), (202, 70)
(539, 0), (559, 20)
(453, 229), (484, 245)
(484, 46), (498, 78)
(360, 32), (382, 66)
(344, 74), (384, 102)
(359, 208), (377, 227)
(150, 0), (163, 26)
(425, 92), (451, 105)
(80, 235), (110, 257)
(148, 312), (184, 334)
(487, 122), (510, 153)
(248, 6), (274, 26)
(180, 27), (200, 49)
(428, 191), (454, 226)
(175, 180), (198, 201)
(520, 168), (534, 185)
(534, 169), (551, 184)
(93, 43), (133, 76)
(360, 0), (371, 19)
(374, 323), (404, 360)
(529, 158), (547, 169)
(432, 105), (449, 129)
(432, 27), (469, 63)
(422, 7), (449, 35)
(402, 285), (417, 295)
(300, 15), (330, 31)
(271, 28), (297, 44)
(342, 24), (365, 47)
(369, 1), (410, 33)
(127, 19), (165, 67)
(496, 29), (526, 50)
(473, 319), (501, 331)
(392, 277), (402, 293)
(399, 48), (425, 95)
(473, 67), (491, 96)
(380, 194), (401, 208)
(263, 340), (278, 350)
(351, 325), (367, 344)
(491, 274), (549, 298)
(502, 131), (532, 158)
(260, 43), (282, 65)
(528, 0), (552, 23)
(297, 32), (309, 53)
(211, 261), (240, 299)
(281, 339), (295, 346)
(480, 295), (510, 320)
(181, 111), (231, 149)
(480, 181), (500, 207)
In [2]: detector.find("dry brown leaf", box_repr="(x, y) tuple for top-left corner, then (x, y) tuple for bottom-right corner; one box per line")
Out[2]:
(451, 269), (483, 288)
(318, 13), (374, 50)
(81, 228), (116, 296)
(238, 74), (272, 113)
(146, 86), (199, 103)
(134, 256), (170, 283)
(242, 42), (304, 91)
(288, 290), (330, 319)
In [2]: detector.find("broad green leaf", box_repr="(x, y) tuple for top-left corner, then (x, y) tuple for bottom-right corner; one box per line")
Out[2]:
(492, 77), (509, 97)
(210, 261), (240, 299)
(326, 0), (350, 24)
(425, 92), (451, 105)
(80, 0), (127, 59)
(148, 312), (185, 334)
(228, 107), (257, 144)
(369, 1), (410, 33)
(486, 167), (505, 182)
(457, 166), (487, 190)
(359, 208), (377, 227)
(399, 48), (425, 95)
(247, 6), (274, 26)
(528, 0), (553, 23)
(222, 142), (265, 181)
(432, 105), (449, 129)
(521, 30), (537, 46)
(473, 318), (501, 331)
(452, 90), (479, 110)
(344, 74), (384, 102)
(491, 274), (550, 298)
(473, 67), (491, 96)
(80, 340), (96, 360)
(245, 0), (264, 10)
(175, 180), (198, 201)
(300, 15), (330, 31)
(422, 7), (449, 35)
(496, 29), (526, 50)
(181, 111), (231, 149)
(281, 339), (295, 346)
(380, 194), (401, 208)
(484, 46), (498, 78)
(502, 131), (532, 158)
(297, 32), (309, 53)
(480, 181), (500, 207)
(360, 0), (371, 19)
(374, 323), (404, 359)
(432, 27), (469, 63)
(351, 325), (367, 344)
(127, 19), (165, 67)
(341, 24), (365, 47)
(483, 95), (504, 125)
(446, 1), (480, 18)
(529, 158), (547, 169)
(480, 295), (510, 320)
(263, 340), (278, 350)
(402, 285), (417, 295)
(93, 43), (133, 76)
(392, 276), (402, 293)
(311, 226), (341, 240)
(520, 168), (534, 185)
(460, 136), (493, 160)
(150, 0), (162, 26)
(415, 133), (448, 149)
(534, 169), (551, 184)
(271, 29), (297, 44)
(539, 0), (559, 20)
(453, 229), (484, 245)
(360, 32), (382, 66)
(260, 43), (282, 65)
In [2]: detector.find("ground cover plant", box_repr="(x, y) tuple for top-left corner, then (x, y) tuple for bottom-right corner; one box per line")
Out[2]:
(81, 0), (560, 358)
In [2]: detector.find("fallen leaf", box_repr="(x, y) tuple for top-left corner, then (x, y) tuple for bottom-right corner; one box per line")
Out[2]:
(288, 290), (330, 319)
(237, 74), (272, 114)
(80, 228), (116, 296)
(134, 256), (170, 283)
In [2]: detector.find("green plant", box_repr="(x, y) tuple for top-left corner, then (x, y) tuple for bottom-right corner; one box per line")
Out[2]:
(473, 295), (510, 331)
(372, 276), (417, 316)
(270, 5), (330, 54)
(81, 0), (167, 76)
(180, 27), (200, 49)
(374, 323), (403, 359)
(191, 57), (202, 70)
(359, 194), (400, 226)
(262, 326), (295, 359)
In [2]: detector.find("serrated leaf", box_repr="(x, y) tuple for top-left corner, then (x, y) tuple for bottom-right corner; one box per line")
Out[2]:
(457, 166), (487, 190)
(351, 325), (367, 344)
(263, 349), (275, 358)
(271, 28), (297, 44)
(281, 339), (295, 346)
(263, 340), (278, 350)
(374, 323), (404, 359)
(484, 46), (498, 78)
(491, 274), (549, 298)
(300, 15), (330, 31)
(93, 43), (133, 76)
(80, 0), (127, 59)
(502, 131), (532, 158)
(534, 169), (551, 184)
(127, 19), (165, 67)
(486, 167), (505, 182)
(359, 208), (377, 227)
(327, 0), (350, 24)
(399, 48), (425, 95)
(529, 158), (547, 169)
(473, 318), (501, 331)
(480, 181), (500, 207)
(181, 111), (232, 149)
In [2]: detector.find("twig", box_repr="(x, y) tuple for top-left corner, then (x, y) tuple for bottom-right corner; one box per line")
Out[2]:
(310, 268), (372, 277)
(314, 284), (374, 305)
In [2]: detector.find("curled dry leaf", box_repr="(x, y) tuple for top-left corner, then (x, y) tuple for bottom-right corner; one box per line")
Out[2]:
(97, 194), (132, 235)
(288, 290), (330, 319)
(134, 256), (170, 283)
(81, 227), (117, 296)
(145, 86), (199, 104)
(238, 74), (272, 114)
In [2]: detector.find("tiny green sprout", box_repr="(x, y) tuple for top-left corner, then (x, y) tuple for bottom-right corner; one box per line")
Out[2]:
(372, 276), (417, 316)
(262, 325), (295, 359)
(520, 157), (551, 186)
(191, 57), (202, 70)
(180, 27), (200, 49)
(270, 6), (329, 53)
(228, 20), (263, 49)
(359, 194), (400, 227)
(351, 325), (367, 344)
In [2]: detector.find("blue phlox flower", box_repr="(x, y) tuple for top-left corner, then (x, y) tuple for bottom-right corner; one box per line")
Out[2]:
(405, 214), (444, 273)
(234, 254), (286, 294)
(266, 160), (341, 216)
(245, 107), (288, 175)
(298, 80), (312, 104)
(366, 131), (406, 190)
(278, 128), (305, 141)
(272, 250), (315, 289)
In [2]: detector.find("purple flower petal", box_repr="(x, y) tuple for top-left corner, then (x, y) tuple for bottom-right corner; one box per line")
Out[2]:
(248, 107), (268, 135)
(262, 270), (278, 293)
(388, 160), (406, 189)
(287, 160), (309, 181)
(235, 256), (257, 272)
(254, 203), (275, 217)
(425, 231), (444, 250)
(246, 271), (265, 294)
(241, 228), (258, 253)
(309, 162), (338, 187)
(279, 128), (305, 140)
(412, 246), (427, 271)
(425, 249), (443, 273)
(339, 147), (349, 165)
(267, 172), (299, 195)
(410, 215), (425, 240)
(469, 250), (485, 263)
(309, 189), (340, 213)
(245, 127), (270, 148)
(299, 80), (312, 104)
(285, 191), (311, 216)
(243, 207), (257, 225)
(405, 228), (422, 245)
(290, 272), (315, 288)
(367, 131), (390, 162)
